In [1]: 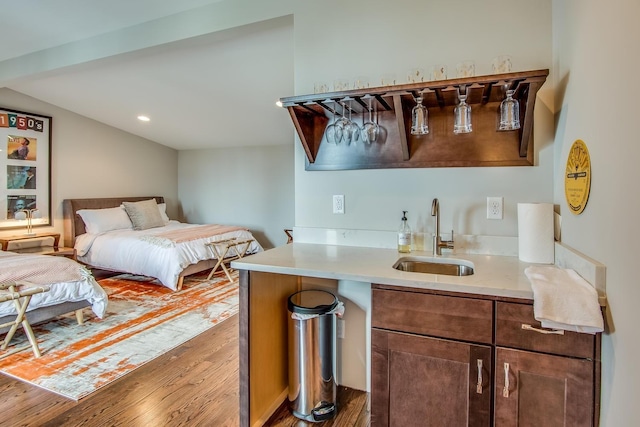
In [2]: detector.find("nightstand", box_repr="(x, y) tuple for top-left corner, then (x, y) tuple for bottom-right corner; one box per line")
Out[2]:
(0, 232), (76, 260)
(10, 245), (77, 261)
(0, 232), (60, 251)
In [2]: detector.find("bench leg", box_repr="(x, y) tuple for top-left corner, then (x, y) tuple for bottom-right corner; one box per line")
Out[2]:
(75, 309), (84, 325)
(21, 319), (42, 358)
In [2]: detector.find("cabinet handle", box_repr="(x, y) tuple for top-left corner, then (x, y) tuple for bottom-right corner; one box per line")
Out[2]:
(521, 323), (565, 335)
(476, 359), (483, 394)
(503, 363), (510, 398)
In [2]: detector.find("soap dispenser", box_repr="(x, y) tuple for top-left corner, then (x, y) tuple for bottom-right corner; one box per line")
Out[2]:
(398, 211), (412, 253)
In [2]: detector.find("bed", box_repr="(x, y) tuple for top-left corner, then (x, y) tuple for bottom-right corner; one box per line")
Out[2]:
(0, 250), (108, 334)
(63, 196), (263, 291)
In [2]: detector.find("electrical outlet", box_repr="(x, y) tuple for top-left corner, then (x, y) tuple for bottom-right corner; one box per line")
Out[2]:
(337, 318), (345, 339)
(333, 195), (345, 214)
(487, 197), (503, 220)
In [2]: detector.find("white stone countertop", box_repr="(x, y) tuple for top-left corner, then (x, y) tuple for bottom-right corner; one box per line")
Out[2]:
(232, 243), (558, 301)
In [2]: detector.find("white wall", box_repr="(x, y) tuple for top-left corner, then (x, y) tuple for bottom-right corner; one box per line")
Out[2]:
(178, 144), (295, 248)
(553, 1), (640, 425)
(0, 88), (178, 238)
(283, 0), (556, 395)
(293, 0), (554, 238)
(176, 12), (295, 249)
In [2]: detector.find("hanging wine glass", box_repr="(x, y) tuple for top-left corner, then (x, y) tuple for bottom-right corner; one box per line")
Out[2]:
(334, 102), (349, 144)
(499, 89), (520, 131)
(324, 101), (340, 144)
(342, 100), (360, 145)
(411, 95), (429, 135)
(361, 97), (380, 144)
(453, 89), (472, 134)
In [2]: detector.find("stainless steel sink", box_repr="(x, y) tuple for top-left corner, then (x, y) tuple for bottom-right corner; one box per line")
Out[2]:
(393, 257), (474, 276)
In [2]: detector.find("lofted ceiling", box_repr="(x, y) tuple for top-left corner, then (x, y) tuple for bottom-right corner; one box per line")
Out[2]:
(0, 1), (294, 150)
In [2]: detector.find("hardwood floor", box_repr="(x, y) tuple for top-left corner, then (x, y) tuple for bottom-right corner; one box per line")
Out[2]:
(1, 312), (240, 426)
(265, 387), (370, 427)
(0, 309), (369, 426)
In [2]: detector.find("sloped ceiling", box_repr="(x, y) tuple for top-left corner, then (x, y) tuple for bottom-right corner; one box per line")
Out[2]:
(0, 1), (294, 150)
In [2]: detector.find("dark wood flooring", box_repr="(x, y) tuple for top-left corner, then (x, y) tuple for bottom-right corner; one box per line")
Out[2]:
(0, 273), (369, 426)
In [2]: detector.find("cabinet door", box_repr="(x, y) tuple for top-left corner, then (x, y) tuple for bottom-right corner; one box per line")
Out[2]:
(372, 329), (491, 427)
(495, 347), (594, 427)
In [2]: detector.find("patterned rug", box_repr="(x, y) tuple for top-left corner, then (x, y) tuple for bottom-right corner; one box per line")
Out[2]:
(0, 270), (238, 400)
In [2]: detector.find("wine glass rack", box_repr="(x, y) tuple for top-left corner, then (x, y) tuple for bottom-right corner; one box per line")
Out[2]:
(279, 69), (549, 171)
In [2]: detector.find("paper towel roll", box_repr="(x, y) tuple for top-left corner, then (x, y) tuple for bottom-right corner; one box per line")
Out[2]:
(517, 203), (554, 263)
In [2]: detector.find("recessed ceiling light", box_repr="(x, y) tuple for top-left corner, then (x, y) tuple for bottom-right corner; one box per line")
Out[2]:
(137, 115), (150, 122)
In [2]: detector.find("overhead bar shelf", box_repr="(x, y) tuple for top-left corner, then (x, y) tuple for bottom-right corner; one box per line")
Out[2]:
(279, 69), (549, 171)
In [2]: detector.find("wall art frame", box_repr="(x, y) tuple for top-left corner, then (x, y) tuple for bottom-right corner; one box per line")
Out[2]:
(0, 107), (52, 231)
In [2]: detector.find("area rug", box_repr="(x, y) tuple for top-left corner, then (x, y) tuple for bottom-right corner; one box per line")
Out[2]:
(0, 270), (238, 400)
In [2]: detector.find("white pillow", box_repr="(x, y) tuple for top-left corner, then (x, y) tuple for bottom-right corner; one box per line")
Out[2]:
(77, 207), (133, 234)
(157, 202), (170, 224)
(122, 199), (165, 231)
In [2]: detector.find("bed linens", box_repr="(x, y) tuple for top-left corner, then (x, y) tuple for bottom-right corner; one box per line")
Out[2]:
(75, 220), (263, 290)
(0, 251), (107, 318)
(122, 199), (165, 230)
(77, 206), (133, 234)
(0, 251), (85, 285)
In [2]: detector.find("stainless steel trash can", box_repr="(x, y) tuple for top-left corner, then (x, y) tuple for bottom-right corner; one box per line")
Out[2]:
(288, 289), (339, 422)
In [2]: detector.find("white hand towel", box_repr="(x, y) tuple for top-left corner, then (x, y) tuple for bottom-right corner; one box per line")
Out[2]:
(525, 266), (604, 334)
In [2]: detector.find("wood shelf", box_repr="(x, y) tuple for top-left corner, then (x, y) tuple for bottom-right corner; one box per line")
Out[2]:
(280, 69), (549, 171)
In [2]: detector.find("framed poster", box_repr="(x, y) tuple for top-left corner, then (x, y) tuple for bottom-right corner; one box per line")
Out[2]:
(0, 107), (51, 231)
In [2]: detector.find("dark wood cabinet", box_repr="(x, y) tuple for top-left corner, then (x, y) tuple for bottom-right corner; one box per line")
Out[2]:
(494, 301), (599, 426)
(372, 329), (491, 427)
(495, 347), (594, 427)
(372, 288), (494, 426)
(280, 70), (548, 170)
(371, 286), (601, 427)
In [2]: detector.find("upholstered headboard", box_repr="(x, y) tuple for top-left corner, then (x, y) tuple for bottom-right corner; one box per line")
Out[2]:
(62, 196), (164, 247)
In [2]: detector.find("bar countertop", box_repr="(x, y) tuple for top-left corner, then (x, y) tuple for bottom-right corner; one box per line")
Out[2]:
(233, 243), (552, 301)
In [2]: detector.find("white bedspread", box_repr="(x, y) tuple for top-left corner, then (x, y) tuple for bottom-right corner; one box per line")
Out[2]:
(0, 251), (108, 318)
(75, 220), (263, 290)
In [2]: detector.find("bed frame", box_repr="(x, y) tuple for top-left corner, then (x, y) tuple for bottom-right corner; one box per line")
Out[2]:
(62, 197), (218, 290)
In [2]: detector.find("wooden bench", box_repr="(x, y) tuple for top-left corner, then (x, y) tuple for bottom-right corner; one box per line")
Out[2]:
(0, 282), (51, 358)
(205, 238), (254, 281)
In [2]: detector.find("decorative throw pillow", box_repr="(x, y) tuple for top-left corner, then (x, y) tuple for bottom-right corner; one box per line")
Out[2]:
(122, 199), (165, 231)
(157, 202), (170, 224)
(77, 207), (133, 234)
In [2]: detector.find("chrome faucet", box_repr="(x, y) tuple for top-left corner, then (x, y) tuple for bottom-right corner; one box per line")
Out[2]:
(431, 198), (454, 256)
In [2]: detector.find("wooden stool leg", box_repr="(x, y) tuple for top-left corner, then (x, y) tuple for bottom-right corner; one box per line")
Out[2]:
(75, 309), (84, 325)
(207, 258), (225, 280)
(1, 322), (20, 351)
(1, 294), (42, 357)
(220, 262), (234, 282)
(21, 319), (41, 358)
(1, 294), (31, 350)
(207, 244), (231, 280)
(16, 295), (42, 357)
(0, 284), (49, 359)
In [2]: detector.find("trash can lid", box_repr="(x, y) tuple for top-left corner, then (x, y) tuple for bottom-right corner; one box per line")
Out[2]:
(288, 289), (338, 315)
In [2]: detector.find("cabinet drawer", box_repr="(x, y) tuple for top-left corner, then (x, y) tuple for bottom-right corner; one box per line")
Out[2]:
(372, 289), (493, 344)
(495, 302), (596, 359)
